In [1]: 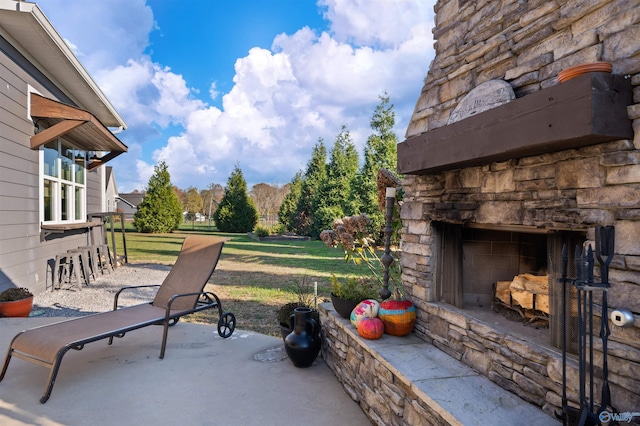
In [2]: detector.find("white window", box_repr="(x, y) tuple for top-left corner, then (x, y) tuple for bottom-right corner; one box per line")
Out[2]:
(41, 139), (86, 223)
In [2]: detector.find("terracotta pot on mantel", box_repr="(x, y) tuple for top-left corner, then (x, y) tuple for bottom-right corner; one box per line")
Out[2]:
(558, 62), (612, 83)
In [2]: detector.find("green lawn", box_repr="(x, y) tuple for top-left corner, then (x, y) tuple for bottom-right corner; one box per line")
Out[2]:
(107, 222), (374, 336)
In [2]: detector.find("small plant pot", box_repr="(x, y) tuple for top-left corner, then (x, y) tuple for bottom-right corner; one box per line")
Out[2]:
(0, 296), (34, 317)
(279, 322), (292, 340)
(330, 293), (361, 319)
(558, 62), (612, 83)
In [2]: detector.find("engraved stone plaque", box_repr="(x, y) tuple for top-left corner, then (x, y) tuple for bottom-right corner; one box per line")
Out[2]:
(447, 79), (516, 124)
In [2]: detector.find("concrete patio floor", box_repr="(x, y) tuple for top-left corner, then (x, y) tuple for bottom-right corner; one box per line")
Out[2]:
(0, 317), (372, 426)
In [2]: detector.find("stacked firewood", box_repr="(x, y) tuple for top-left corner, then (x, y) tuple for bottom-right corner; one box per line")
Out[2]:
(494, 274), (549, 321)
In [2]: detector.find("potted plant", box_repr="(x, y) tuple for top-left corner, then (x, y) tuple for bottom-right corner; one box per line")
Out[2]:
(276, 276), (320, 339)
(277, 302), (305, 338)
(329, 275), (377, 319)
(0, 287), (34, 317)
(320, 211), (400, 319)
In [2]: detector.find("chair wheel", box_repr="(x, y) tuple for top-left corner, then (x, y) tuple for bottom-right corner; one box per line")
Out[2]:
(217, 312), (236, 338)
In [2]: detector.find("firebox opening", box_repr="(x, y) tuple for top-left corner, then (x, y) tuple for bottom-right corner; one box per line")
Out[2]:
(434, 222), (585, 349)
(461, 227), (547, 308)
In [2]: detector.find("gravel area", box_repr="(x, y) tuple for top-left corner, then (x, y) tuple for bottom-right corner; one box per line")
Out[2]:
(32, 263), (172, 317)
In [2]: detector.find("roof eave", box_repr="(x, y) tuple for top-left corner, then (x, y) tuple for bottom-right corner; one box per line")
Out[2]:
(0, 0), (127, 129)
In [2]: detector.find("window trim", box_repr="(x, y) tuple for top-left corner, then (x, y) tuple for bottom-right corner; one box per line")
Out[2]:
(40, 138), (87, 225)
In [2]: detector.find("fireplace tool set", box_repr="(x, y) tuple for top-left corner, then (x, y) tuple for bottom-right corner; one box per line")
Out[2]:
(558, 226), (616, 426)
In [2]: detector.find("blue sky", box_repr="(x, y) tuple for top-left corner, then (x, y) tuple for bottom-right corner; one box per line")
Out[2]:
(38, 0), (435, 192)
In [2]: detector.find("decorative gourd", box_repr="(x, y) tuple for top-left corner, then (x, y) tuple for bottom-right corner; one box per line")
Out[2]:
(379, 290), (416, 336)
(357, 316), (384, 340)
(350, 299), (380, 327)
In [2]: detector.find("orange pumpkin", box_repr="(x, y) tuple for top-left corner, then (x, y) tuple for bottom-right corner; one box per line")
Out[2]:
(357, 317), (384, 339)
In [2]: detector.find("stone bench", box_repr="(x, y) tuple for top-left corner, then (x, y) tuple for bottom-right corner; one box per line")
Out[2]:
(319, 302), (560, 425)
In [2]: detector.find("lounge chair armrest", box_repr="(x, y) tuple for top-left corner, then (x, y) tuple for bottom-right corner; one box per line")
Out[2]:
(166, 291), (207, 307)
(163, 291), (216, 317)
(113, 285), (161, 310)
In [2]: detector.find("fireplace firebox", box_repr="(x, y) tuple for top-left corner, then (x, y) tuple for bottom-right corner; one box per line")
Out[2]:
(433, 222), (584, 350)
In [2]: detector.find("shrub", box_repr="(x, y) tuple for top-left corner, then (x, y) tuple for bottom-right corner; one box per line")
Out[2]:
(254, 225), (270, 237)
(311, 205), (344, 239)
(276, 276), (320, 326)
(134, 162), (182, 233)
(270, 223), (286, 235)
(214, 166), (259, 233)
(329, 275), (377, 300)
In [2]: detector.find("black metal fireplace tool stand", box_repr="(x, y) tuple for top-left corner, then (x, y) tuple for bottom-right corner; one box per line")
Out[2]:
(558, 226), (616, 426)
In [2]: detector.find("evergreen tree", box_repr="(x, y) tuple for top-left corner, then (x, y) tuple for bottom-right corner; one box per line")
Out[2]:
(213, 165), (259, 232)
(133, 161), (183, 233)
(292, 140), (327, 236)
(311, 126), (359, 237)
(351, 94), (398, 235)
(278, 171), (303, 231)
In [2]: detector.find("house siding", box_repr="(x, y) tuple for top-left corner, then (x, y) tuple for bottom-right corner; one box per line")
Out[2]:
(0, 38), (102, 294)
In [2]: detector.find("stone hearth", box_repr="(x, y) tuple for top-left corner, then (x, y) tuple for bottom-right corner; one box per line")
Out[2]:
(319, 303), (559, 425)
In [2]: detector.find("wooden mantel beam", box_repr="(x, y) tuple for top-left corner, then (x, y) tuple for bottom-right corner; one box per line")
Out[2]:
(397, 73), (633, 175)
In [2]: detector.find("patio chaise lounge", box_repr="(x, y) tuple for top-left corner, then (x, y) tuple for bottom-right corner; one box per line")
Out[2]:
(0, 235), (236, 403)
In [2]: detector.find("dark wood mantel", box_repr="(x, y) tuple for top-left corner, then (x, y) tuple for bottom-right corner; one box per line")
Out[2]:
(398, 73), (634, 175)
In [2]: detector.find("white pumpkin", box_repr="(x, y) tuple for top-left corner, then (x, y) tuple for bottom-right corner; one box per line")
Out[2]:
(350, 299), (380, 327)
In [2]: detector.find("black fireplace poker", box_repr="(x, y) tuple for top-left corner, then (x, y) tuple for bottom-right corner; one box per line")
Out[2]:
(558, 226), (616, 426)
(595, 226), (615, 418)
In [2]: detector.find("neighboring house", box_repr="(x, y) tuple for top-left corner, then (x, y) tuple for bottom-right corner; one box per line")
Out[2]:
(117, 192), (145, 220)
(104, 167), (118, 212)
(0, 1), (128, 294)
(183, 212), (207, 222)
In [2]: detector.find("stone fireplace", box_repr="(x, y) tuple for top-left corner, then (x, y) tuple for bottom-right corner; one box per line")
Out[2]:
(395, 0), (640, 419)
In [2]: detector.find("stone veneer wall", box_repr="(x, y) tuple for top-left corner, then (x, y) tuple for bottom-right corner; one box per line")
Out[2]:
(400, 0), (640, 417)
(319, 306), (452, 425)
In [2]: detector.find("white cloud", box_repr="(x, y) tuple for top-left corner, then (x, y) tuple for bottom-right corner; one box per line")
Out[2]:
(150, 66), (206, 127)
(135, 159), (156, 190)
(95, 59), (155, 127)
(42, 0), (153, 71)
(209, 82), (220, 101)
(39, 0), (435, 190)
(95, 58), (205, 132)
(153, 134), (215, 182)
(319, 0), (433, 48)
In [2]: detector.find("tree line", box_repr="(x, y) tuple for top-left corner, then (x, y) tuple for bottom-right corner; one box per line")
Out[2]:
(132, 94), (398, 237)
